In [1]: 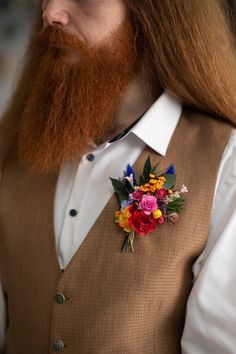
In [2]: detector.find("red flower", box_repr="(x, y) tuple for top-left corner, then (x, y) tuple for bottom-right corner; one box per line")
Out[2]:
(155, 188), (167, 199)
(128, 209), (158, 236)
(130, 189), (144, 201)
(158, 215), (167, 225)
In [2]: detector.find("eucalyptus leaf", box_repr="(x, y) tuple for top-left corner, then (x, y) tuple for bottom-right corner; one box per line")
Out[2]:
(162, 174), (176, 190)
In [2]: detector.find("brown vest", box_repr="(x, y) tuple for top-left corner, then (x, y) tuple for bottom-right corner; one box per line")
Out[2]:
(0, 109), (232, 354)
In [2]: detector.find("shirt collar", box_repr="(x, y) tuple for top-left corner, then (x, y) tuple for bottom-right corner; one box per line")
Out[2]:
(91, 90), (182, 156)
(129, 90), (182, 156)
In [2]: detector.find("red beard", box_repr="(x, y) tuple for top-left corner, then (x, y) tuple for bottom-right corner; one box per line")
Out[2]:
(18, 17), (138, 175)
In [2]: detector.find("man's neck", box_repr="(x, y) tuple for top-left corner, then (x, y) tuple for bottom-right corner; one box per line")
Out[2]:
(96, 75), (163, 145)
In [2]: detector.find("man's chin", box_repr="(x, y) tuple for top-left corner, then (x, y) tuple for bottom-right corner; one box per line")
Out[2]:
(18, 17), (138, 175)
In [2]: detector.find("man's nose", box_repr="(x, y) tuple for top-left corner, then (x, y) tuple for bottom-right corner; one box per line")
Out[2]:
(42, 0), (70, 27)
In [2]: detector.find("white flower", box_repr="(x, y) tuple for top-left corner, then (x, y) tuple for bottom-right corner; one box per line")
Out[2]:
(180, 185), (188, 193)
(124, 173), (134, 187)
(167, 191), (180, 202)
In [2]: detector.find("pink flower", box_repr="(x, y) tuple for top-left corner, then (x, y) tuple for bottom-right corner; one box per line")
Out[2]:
(128, 209), (158, 236)
(130, 189), (144, 201)
(139, 195), (158, 215)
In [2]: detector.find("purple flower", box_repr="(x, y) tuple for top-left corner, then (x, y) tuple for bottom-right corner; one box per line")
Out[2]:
(139, 195), (158, 215)
(121, 199), (133, 210)
(168, 212), (179, 223)
(159, 202), (167, 214)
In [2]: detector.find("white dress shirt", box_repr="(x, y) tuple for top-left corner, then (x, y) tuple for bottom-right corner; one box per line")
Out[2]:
(0, 90), (236, 352)
(181, 128), (236, 354)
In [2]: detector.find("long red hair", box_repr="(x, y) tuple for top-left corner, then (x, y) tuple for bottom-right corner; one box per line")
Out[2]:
(0, 0), (236, 164)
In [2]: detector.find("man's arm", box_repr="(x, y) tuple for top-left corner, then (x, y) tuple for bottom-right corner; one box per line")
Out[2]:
(0, 282), (6, 352)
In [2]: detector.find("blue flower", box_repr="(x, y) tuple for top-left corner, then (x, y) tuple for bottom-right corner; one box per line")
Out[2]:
(165, 164), (175, 175)
(124, 164), (137, 185)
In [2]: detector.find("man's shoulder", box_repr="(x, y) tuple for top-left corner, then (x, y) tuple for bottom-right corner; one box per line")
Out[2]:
(182, 105), (234, 127)
(181, 106), (235, 137)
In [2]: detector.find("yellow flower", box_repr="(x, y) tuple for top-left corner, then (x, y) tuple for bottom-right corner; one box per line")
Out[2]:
(139, 177), (167, 193)
(115, 206), (132, 232)
(139, 186), (148, 192)
(152, 209), (163, 219)
(168, 189), (173, 195)
(149, 173), (155, 178)
(152, 176), (166, 190)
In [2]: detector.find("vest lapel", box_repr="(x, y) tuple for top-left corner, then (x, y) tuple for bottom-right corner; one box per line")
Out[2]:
(46, 108), (231, 276)
(49, 144), (160, 274)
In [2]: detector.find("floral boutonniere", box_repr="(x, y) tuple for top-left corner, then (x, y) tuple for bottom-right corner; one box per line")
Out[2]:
(110, 157), (188, 253)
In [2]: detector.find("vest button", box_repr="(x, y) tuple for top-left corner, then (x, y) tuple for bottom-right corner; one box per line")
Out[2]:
(52, 339), (64, 351)
(55, 293), (66, 304)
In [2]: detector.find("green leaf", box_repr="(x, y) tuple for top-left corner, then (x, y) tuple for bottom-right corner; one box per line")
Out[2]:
(143, 156), (151, 183)
(139, 175), (145, 186)
(162, 174), (176, 190)
(151, 162), (159, 176)
(139, 156), (152, 185)
(109, 177), (129, 203)
(143, 156), (151, 176)
(167, 197), (185, 213)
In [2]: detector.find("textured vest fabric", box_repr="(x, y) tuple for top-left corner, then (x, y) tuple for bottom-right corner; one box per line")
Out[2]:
(0, 109), (232, 354)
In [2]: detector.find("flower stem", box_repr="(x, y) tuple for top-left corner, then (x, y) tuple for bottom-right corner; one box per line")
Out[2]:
(122, 231), (135, 252)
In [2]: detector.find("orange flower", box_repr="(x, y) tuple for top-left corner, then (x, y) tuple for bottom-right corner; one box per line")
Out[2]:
(115, 206), (132, 232)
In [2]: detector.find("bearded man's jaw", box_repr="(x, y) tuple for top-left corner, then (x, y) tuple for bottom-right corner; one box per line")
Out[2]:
(18, 18), (138, 175)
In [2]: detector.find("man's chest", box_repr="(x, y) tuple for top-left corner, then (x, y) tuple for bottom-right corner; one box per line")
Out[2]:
(54, 133), (146, 269)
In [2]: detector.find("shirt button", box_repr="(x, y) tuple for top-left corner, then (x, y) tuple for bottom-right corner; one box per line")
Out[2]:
(69, 209), (78, 217)
(86, 153), (95, 161)
(55, 293), (66, 304)
(52, 339), (64, 351)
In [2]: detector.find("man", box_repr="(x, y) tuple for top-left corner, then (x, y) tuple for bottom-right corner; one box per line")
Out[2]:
(0, 1), (236, 353)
